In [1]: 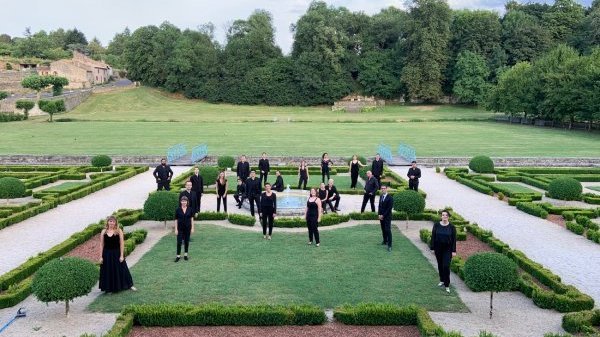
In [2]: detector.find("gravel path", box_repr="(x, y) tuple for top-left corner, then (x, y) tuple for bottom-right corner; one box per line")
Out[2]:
(391, 167), (600, 305)
(0, 166), (188, 275)
(0, 221), (170, 337)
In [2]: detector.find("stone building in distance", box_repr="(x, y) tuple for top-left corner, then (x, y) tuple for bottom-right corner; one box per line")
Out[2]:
(40, 51), (112, 89)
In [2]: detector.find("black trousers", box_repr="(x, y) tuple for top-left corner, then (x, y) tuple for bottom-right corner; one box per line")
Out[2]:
(435, 248), (452, 287)
(307, 218), (320, 244)
(374, 175), (381, 189)
(261, 209), (274, 236)
(176, 226), (191, 255)
(248, 195), (260, 216)
(380, 219), (392, 247)
(325, 196), (340, 212)
(234, 193), (245, 206)
(361, 193), (376, 212)
(194, 191), (202, 213)
(260, 172), (268, 186)
(350, 172), (359, 189)
(322, 171), (330, 183)
(217, 195), (227, 212)
(409, 179), (419, 191)
(298, 176), (308, 190)
(157, 180), (171, 191)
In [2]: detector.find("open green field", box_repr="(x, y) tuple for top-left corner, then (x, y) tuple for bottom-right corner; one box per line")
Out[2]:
(89, 224), (466, 313)
(1, 87), (598, 157)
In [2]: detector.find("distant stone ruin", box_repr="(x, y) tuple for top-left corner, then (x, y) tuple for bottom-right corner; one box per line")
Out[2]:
(332, 95), (385, 112)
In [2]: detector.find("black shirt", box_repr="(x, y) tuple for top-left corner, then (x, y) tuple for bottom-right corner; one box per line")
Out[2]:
(364, 176), (379, 194)
(272, 176), (284, 192)
(321, 159), (332, 173)
(235, 183), (246, 196)
(372, 159), (384, 176)
(407, 167), (421, 181)
(429, 222), (457, 252)
(318, 188), (328, 201)
(237, 161), (250, 180)
(153, 164), (173, 181)
(179, 190), (198, 212)
(245, 177), (261, 196)
(216, 178), (227, 196)
(175, 207), (193, 228)
(190, 174), (204, 193)
(258, 159), (270, 173)
(260, 192), (277, 213)
(299, 166), (308, 178)
(326, 185), (338, 198)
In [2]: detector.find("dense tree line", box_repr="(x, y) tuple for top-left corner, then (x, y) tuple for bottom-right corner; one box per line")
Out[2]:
(2, 0), (599, 125)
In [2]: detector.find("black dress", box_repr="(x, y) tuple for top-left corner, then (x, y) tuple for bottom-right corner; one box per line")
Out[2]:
(298, 166), (308, 190)
(99, 232), (134, 293)
(306, 198), (320, 244)
(350, 161), (360, 189)
(216, 178), (227, 213)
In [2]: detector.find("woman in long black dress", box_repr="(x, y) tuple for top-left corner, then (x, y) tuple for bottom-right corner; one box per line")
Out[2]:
(349, 154), (366, 189)
(216, 171), (228, 213)
(321, 153), (333, 183)
(99, 216), (136, 293)
(175, 196), (195, 262)
(429, 210), (457, 293)
(305, 188), (322, 247)
(297, 160), (309, 190)
(259, 183), (277, 240)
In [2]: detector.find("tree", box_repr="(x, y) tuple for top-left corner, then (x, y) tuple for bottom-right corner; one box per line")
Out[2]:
(572, 6), (600, 53)
(87, 37), (106, 60)
(485, 61), (538, 118)
(15, 100), (35, 119)
(400, 0), (451, 102)
(452, 51), (491, 104)
(38, 99), (66, 122)
(63, 28), (88, 48)
(0, 34), (10, 43)
(0, 177), (26, 203)
(48, 76), (69, 96)
(0, 91), (7, 100)
(357, 50), (403, 99)
(123, 25), (161, 84)
(32, 257), (98, 316)
(502, 10), (551, 65)
(106, 28), (131, 68)
(393, 190), (425, 228)
(542, 0), (585, 44)
(21, 75), (52, 100)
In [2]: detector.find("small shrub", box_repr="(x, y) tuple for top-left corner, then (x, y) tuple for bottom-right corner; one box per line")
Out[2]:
(566, 222), (585, 235)
(31, 257), (97, 315)
(497, 192), (504, 200)
(143, 191), (179, 226)
(91, 155), (112, 168)
(393, 190), (425, 218)
(463, 252), (519, 318)
(562, 309), (600, 334)
(469, 155), (494, 173)
(0, 177), (27, 200)
(575, 215), (592, 227)
(200, 166), (220, 186)
(435, 166), (441, 173)
(217, 156), (235, 169)
(38, 99), (66, 122)
(562, 211), (575, 221)
(15, 100), (35, 119)
(516, 202), (548, 219)
(548, 177), (582, 201)
(228, 213), (256, 226)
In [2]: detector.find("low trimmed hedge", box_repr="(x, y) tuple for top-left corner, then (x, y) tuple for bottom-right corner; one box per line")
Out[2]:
(566, 222), (585, 235)
(516, 202), (548, 219)
(126, 303), (326, 326)
(227, 213), (256, 226)
(273, 213), (351, 228)
(562, 309), (600, 334)
(196, 211), (228, 221)
(455, 176), (493, 195)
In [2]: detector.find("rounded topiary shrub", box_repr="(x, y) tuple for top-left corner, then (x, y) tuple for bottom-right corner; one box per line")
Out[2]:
(0, 177), (26, 199)
(91, 155), (112, 168)
(469, 155), (494, 173)
(201, 166), (220, 185)
(32, 257), (98, 315)
(548, 177), (582, 201)
(217, 156), (235, 169)
(463, 252), (519, 318)
(393, 190), (425, 217)
(143, 191), (180, 226)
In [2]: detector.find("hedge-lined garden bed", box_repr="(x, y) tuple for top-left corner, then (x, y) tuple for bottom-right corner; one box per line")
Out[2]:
(0, 209), (147, 309)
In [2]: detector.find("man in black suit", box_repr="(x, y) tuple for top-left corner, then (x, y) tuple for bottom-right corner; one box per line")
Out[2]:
(407, 160), (421, 191)
(378, 185), (394, 252)
(237, 155), (250, 182)
(179, 181), (198, 215)
(271, 170), (285, 192)
(190, 166), (204, 213)
(153, 158), (174, 191)
(361, 171), (379, 213)
(371, 153), (384, 189)
(326, 178), (340, 212)
(233, 177), (246, 208)
(258, 152), (270, 186)
(245, 171), (262, 217)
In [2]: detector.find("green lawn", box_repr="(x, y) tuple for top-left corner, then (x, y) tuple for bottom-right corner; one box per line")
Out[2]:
(89, 224), (466, 313)
(41, 181), (88, 192)
(489, 183), (540, 194)
(587, 186), (600, 192)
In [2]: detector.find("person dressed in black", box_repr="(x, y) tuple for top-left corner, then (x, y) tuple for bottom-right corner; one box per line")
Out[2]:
(259, 183), (277, 240)
(245, 171), (262, 217)
(305, 188), (322, 247)
(190, 167), (204, 213)
(320, 153), (333, 183)
(236, 155), (250, 182)
(361, 171), (379, 213)
(216, 171), (228, 213)
(179, 181), (198, 215)
(153, 158), (173, 191)
(99, 216), (136, 293)
(325, 179), (340, 212)
(272, 170), (285, 192)
(429, 210), (457, 293)
(378, 185), (394, 252)
(297, 160), (309, 190)
(233, 177), (246, 209)
(348, 154), (366, 189)
(407, 161), (421, 191)
(258, 152), (270, 186)
(175, 196), (194, 262)
(371, 153), (384, 189)
(318, 182), (329, 214)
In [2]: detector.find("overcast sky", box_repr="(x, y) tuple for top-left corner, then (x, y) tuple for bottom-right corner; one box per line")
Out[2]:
(0, 0), (592, 54)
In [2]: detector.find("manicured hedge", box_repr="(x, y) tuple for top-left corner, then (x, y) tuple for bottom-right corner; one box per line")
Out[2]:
(469, 156), (494, 173)
(273, 213), (351, 228)
(455, 176), (493, 195)
(228, 213), (256, 226)
(566, 222), (585, 235)
(91, 155), (112, 168)
(126, 303), (326, 326)
(562, 309), (600, 334)
(196, 211), (228, 221)
(515, 202), (548, 219)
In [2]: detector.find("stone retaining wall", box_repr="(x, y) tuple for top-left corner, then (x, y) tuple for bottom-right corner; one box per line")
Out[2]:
(0, 155), (599, 167)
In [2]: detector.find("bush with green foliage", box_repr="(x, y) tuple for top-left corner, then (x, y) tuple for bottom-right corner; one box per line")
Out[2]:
(38, 99), (66, 122)
(200, 166), (220, 186)
(393, 190), (425, 218)
(217, 156), (235, 169)
(469, 156), (494, 173)
(547, 177), (582, 201)
(0, 177), (27, 200)
(228, 213), (256, 226)
(562, 309), (600, 334)
(15, 100), (35, 119)
(31, 257), (98, 315)
(516, 202), (548, 219)
(0, 91), (7, 100)
(91, 155), (112, 168)
(143, 191), (179, 225)
(463, 252), (519, 318)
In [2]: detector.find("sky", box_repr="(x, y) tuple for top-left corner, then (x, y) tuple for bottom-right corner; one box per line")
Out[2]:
(0, 0), (593, 55)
